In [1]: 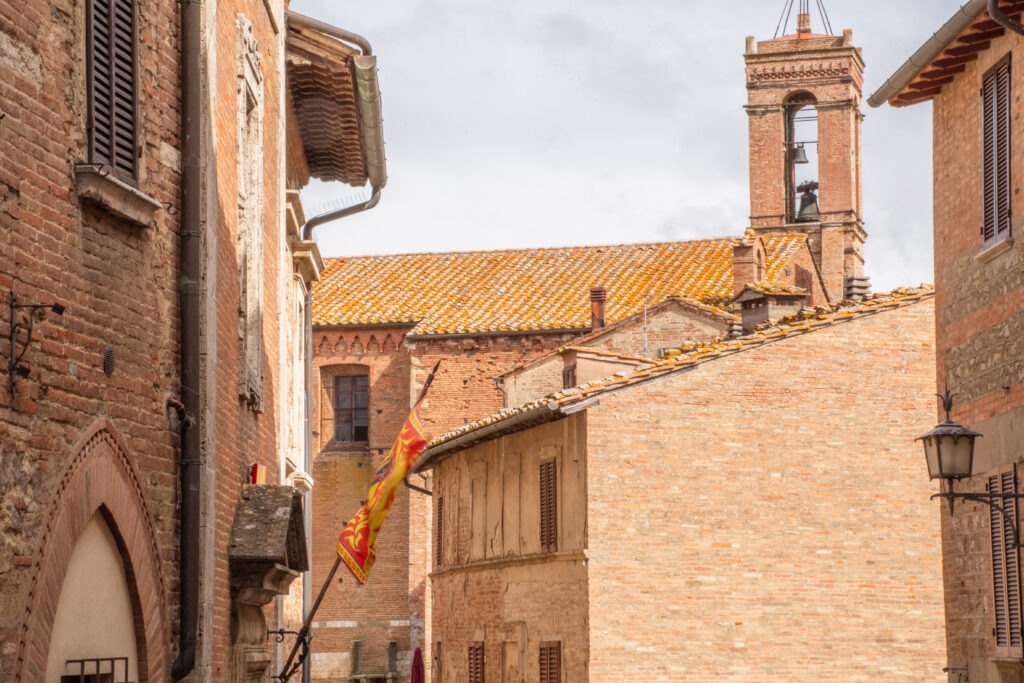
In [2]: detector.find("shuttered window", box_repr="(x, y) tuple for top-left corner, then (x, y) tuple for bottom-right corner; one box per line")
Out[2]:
(468, 642), (484, 683)
(435, 496), (444, 568)
(540, 458), (558, 553)
(539, 642), (561, 683)
(434, 642), (443, 683)
(982, 56), (1011, 246)
(989, 465), (1023, 657)
(86, 0), (138, 184)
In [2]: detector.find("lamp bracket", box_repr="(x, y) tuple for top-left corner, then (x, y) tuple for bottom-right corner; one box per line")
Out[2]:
(932, 489), (1024, 548)
(7, 291), (65, 401)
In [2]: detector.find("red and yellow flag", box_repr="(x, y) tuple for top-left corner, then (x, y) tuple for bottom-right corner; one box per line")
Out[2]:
(337, 384), (433, 584)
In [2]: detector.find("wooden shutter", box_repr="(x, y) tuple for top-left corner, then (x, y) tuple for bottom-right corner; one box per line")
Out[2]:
(539, 458), (558, 553)
(87, 0), (138, 183)
(468, 642), (484, 683)
(982, 56), (1012, 245)
(989, 465), (1023, 657)
(435, 496), (444, 568)
(539, 642), (561, 683)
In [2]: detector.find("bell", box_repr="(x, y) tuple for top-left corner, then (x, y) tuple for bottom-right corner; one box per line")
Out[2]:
(797, 187), (819, 222)
(792, 143), (809, 164)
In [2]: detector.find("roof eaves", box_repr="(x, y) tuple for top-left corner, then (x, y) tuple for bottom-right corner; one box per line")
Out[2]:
(868, 0), (987, 108)
(420, 287), (935, 458)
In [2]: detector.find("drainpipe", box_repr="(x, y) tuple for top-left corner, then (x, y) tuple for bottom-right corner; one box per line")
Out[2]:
(989, 0), (1024, 36)
(286, 12), (386, 683)
(171, 0), (201, 679)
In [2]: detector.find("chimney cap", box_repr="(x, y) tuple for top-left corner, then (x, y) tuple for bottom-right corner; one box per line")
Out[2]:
(590, 286), (607, 301)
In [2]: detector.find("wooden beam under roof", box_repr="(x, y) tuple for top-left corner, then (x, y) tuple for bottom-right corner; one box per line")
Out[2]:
(957, 27), (1005, 44)
(919, 64), (967, 81)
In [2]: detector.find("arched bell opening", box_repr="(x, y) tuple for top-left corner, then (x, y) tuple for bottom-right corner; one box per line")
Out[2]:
(784, 91), (819, 223)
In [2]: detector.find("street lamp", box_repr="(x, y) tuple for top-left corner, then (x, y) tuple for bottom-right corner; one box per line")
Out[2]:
(918, 389), (981, 485)
(916, 389), (1024, 545)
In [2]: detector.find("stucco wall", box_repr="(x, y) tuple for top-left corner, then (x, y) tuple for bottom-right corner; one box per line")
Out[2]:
(430, 415), (589, 681)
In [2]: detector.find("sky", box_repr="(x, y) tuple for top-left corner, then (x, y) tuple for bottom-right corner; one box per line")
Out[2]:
(291, 0), (961, 292)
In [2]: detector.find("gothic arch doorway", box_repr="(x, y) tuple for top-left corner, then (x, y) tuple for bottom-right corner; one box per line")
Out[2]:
(14, 419), (169, 683)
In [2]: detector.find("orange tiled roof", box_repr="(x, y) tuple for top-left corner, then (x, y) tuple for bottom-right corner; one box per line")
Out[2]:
(413, 286), (935, 467)
(313, 235), (807, 335)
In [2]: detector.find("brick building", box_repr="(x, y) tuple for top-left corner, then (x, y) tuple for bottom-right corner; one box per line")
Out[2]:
(413, 288), (944, 682)
(870, 1), (1024, 681)
(309, 230), (844, 680)
(307, 8), (905, 682)
(0, 1), (382, 681)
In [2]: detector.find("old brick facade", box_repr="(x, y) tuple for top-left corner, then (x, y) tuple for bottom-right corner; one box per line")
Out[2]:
(416, 291), (944, 681)
(0, 1), (379, 681)
(0, 0), (182, 677)
(871, 2), (1024, 681)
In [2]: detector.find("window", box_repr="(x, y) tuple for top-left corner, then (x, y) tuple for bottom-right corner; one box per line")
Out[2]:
(86, 0), (138, 184)
(435, 495), (445, 568)
(539, 642), (561, 683)
(434, 641), (443, 683)
(540, 458), (558, 553)
(237, 16), (265, 411)
(989, 465), (1023, 657)
(468, 642), (484, 683)
(333, 375), (369, 442)
(561, 364), (576, 389)
(982, 56), (1012, 246)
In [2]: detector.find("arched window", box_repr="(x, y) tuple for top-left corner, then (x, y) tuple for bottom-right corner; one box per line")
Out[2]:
(785, 91), (819, 223)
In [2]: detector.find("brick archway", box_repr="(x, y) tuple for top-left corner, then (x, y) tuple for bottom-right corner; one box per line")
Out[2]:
(14, 418), (170, 682)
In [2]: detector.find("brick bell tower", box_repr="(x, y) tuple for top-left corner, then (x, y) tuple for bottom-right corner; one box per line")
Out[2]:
(744, 1), (866, 303)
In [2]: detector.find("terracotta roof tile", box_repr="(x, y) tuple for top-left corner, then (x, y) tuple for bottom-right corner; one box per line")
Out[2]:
(287, 27), (367, 186)
(313, 235), (807, 334)
(416, 286), (935, 461)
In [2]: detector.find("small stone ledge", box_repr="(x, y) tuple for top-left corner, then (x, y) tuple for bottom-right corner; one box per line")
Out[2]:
(74, 164), (161, 228)
(976, 236), (1014, 264)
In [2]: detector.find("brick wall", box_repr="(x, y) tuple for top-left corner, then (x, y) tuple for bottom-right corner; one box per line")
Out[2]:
(201, 1), (288, 679)
(928, 27), (1024, 682)
(0, 0), (182, 676)
(309, 326), (574, 681)
(586, 297), (942, 681)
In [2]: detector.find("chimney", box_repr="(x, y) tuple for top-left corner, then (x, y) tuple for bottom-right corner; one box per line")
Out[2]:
(732, 233), (765, 298)
(735, 286), (809, 332)
(590, 286), (606, 331)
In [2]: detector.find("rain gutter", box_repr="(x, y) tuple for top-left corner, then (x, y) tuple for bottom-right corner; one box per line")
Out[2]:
(867, 0), (986, 107)
(989, 0), (1024, 36)
(286, 10), (388, 240)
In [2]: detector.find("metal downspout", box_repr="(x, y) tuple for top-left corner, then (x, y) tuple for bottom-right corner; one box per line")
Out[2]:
(172, 0), (201, 679)
(989, 0), (1024, 36)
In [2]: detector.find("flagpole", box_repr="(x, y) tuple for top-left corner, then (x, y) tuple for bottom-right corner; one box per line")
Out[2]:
(276, 360), (442, 681)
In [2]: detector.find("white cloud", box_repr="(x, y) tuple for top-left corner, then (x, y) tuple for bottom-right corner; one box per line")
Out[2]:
(294, 0), (959, 291)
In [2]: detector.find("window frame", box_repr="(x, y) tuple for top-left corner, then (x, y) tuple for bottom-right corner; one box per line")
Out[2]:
(540, 458), (558, 553)
(988, 463), (1023, 658)
(981, 54), (1012, 248)
(85, 0), (139, 186)
(435, 494), (445, 569)
(468, 642), (484, 683)
(332, 374), (369, 443)
(539, 641), (561, 683)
